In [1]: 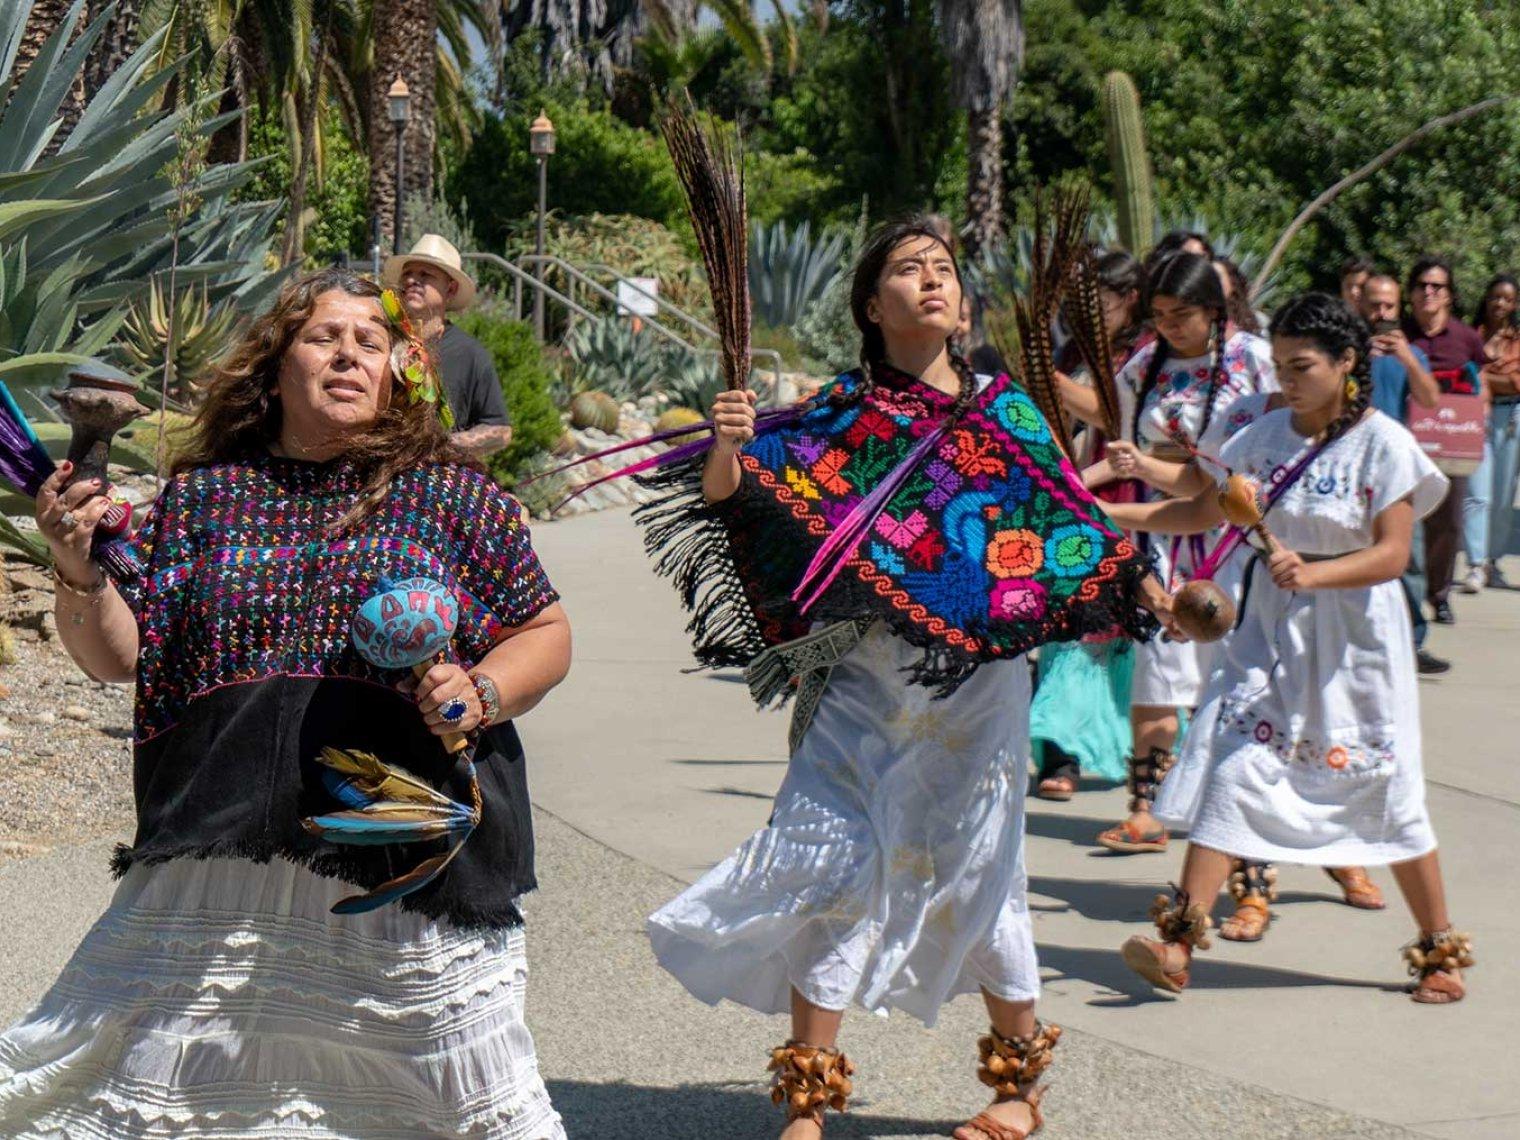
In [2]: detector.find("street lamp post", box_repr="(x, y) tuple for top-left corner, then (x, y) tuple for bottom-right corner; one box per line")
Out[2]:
(387, 76), (411, 255)
(529, 110), (556, 340)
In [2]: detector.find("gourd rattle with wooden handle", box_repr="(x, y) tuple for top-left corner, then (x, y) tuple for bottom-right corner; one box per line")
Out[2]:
(351, 576), (469, 754)
(1218, 473), (1279, 553)
(1170, 579), (1236, 643)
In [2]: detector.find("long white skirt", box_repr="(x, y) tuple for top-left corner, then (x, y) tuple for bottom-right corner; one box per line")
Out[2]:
(1156, 571), (1437, 866)
(648, 623), (1040, 1028)
(0, 857), (564, 1140)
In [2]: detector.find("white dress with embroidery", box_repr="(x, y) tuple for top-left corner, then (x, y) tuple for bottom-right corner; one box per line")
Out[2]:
(647, 622), (1039, 1027)
(1155, 410), (1448, 864)
(1117, 332), (1278, 707)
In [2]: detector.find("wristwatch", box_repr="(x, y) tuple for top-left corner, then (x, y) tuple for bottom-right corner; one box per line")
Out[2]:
(470, 671), (501, 728)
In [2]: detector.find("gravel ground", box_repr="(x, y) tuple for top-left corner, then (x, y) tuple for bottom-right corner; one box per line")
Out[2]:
(0, 577), (135, 862)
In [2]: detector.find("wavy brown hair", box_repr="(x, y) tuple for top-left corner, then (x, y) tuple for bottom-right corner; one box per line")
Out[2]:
(174, 268), (475, 529)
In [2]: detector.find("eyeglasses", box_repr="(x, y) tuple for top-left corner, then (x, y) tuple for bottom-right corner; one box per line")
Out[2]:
(1414, 280), (1450, 294)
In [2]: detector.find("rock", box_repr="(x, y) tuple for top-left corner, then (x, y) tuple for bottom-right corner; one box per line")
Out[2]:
(63, 705), (91, 722)
(33, 711), (56, 726)
(5, 568), (51, 593)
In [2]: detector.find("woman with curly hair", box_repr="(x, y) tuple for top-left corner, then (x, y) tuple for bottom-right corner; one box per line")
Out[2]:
(1106, 293), (1472, 1004)
(0, 269), (572, 1137)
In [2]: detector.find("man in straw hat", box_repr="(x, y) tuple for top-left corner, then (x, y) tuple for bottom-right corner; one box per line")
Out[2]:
(383, 234), (513, 458)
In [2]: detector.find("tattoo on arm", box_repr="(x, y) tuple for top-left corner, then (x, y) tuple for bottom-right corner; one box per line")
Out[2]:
(453, 424), (514, 456)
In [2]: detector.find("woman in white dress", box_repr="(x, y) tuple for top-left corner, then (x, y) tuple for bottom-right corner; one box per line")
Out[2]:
(642, 220), (1170, 1140)
(1108, 292), (1472, 1004)
(1064, 252), (1278, 856)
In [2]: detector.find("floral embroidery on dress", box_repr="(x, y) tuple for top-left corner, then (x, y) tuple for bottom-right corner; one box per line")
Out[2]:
(1219, 698), (1394, 774)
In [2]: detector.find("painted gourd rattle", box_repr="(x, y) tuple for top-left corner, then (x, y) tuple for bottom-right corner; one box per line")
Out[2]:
(351, 576), (469, 753)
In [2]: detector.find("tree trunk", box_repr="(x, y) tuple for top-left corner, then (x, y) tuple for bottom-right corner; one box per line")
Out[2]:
(369, 0), (437, 253)
(963, 103), (1003, 264)
(82, 0), (141, 102)
(283, 26), (334, 266)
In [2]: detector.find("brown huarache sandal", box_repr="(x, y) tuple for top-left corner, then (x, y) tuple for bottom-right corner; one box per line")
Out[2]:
(1219, 860), (1277, 943)
(1326, 865), (1386, 909)
(768, 1040), (855, 1132)
(1095, 748), (1175, 852)
(1035, 775), (1076, 801)
(1121, 889), (1213, 993)
(953, 1022), (1061, 1140)
(1402, 929), (1474, 1005)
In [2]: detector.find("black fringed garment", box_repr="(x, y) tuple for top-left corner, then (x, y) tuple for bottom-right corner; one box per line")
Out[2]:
(634, 366), (1158, 698)
(111, 456), (558, 929)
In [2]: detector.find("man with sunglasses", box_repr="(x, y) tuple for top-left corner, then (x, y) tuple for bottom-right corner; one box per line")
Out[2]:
(1404, 256), (1491, 624)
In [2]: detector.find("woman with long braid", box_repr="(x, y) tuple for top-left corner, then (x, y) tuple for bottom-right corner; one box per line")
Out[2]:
(1065, 253), (1276, 863)
(1111, 293), (1472, 1004)
(642, 219), (1169, 1140)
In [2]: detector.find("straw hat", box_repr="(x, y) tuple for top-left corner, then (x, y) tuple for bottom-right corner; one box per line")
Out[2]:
(382, 234), (477, 311)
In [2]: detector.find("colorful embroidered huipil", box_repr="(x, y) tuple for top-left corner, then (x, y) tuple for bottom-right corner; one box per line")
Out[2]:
(636, 364), (1158, 696)
(113, 455), (558, 928)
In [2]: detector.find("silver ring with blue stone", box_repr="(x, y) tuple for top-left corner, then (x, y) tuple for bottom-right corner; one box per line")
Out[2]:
(440, 697), (469, 723)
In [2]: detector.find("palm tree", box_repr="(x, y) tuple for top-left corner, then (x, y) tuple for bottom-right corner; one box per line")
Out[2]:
(369, 0), (438, 253)
(936, 0), (1023, 262)
(17, 0), (86, 141)
(82, 0), (144, 100)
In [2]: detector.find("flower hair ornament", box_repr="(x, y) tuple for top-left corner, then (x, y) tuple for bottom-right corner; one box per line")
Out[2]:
(380, 288), (456, 429)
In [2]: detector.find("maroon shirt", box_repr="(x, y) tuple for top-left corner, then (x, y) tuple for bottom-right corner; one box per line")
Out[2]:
(1405, 316), (1489, 393)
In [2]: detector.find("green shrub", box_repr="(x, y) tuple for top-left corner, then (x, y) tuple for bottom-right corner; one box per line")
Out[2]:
(452, 312), (563, 486)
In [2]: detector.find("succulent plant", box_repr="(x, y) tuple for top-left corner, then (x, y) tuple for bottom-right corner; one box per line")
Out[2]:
(562, 317), (667, 402)
(655, 405), (708, 447)
(1102, 71), (1156, 258)
(568, 390), (621, 433)
(114, 279), (240, 399)
(749, 219), (847, 329)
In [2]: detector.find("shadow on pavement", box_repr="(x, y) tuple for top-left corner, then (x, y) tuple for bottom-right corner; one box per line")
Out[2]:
(547, 1079), (962, 1138)
(1022, 810), (1164, 848)
(1034, 943), (1404, 1007)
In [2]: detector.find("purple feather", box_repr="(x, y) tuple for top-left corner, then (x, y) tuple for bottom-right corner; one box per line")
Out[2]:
(791, 421), (951, 614)
(0, 381), (55, 497)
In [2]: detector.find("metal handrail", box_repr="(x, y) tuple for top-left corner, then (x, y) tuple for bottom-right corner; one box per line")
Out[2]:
(462, 253), (601, 327)
(516, 253), (785, 393)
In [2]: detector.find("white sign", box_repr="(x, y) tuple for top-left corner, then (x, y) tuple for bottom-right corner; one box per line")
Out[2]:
(616, 276), (660, 318)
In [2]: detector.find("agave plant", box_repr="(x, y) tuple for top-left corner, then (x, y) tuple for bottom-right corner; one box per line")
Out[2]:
(657, 349), (728, 417)
(561, 317), (667, 403)
(115, 278), (241, 398)
(0, 0), (286, 403)
(749, 219), (847, 330)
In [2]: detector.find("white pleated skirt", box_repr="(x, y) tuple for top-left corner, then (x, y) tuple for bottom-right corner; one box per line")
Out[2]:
(0, 856), (564, 1140)
(649, 623), (1041, 1029)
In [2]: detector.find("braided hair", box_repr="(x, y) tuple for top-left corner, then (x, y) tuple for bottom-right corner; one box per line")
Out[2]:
(838, 217), (978, 418)
(1268, 292), (1372, 442)
(1131, 252), (1230, 445)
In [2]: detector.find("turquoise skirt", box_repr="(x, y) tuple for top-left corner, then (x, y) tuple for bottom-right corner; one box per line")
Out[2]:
(1030, 639), (1135, 784)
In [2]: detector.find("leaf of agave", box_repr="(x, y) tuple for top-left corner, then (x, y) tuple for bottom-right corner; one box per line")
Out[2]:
(0, 0), (96, 172)
(69, 308), (127, 358)
(0, 198), (102, 244)
(62, 28), (175, 148)
(0, 1), (26, 89)
(0, 513), (49, 566)
(0, 351), (97, 382)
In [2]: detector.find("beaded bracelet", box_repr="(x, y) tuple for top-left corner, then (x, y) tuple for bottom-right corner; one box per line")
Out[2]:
(470, 671), (502, 728)
(53, 564), (108, 625)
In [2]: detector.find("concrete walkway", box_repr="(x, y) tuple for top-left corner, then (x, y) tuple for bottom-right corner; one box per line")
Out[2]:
(2, 506), (1515, 1138)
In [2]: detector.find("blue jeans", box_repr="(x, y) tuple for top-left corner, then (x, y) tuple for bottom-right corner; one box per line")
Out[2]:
(1463, 400), (1520, 564)
(1405, 519), (1428, 649)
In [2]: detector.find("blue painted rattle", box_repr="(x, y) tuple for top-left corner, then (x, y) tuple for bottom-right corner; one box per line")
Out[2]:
(352, 576), (469, 753)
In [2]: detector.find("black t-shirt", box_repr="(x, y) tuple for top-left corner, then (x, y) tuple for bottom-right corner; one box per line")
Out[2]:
(438, 323), (510, 430)
(969, 342), (1009, 378)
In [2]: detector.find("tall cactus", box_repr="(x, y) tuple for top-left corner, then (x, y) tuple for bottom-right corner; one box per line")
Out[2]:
(1102, 71), (1156, 257)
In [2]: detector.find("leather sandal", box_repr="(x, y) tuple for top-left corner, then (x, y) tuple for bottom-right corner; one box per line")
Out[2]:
(768, 1040), (854, 1131)
(1096, 748), (1175, 852)
(1035, 775), (1076, 801)
(1326, 866), (1385, 910)
(1403, 929), (1474, 1005)
(1122, 889), (1213, 993)
(1096, 816), (1167, 853)
(1220, 860), (1276, 942)
(954, 1024), (1059, 1140)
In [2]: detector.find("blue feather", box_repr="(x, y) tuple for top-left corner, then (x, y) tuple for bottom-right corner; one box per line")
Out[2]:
(330, 843), (466, 914)
(320, 770), (378, 811)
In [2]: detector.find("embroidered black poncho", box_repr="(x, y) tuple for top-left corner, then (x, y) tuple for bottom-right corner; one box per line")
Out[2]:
(636, 366), (1157, 694)
(112, 455), (559, 929)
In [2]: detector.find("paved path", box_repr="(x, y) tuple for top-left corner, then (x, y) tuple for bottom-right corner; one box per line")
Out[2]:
(3, 506), (1515, 1138)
